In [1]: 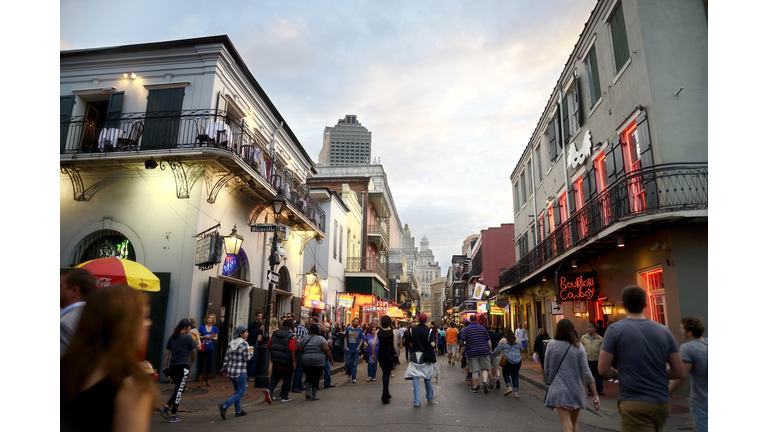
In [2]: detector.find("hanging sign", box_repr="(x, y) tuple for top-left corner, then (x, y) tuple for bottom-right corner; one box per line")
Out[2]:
(472, 283), (486, 300)
(194, 233), (222, 268)
(490, 305), (504, 315)
(338, 294), (354, 308)
(495, 297), (509, 308)
(557, 272), (598, 302)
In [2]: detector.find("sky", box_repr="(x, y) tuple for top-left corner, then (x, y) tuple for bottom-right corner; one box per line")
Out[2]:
(61, 0), (601, 274)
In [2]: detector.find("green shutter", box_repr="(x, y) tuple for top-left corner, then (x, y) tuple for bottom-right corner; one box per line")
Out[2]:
(610, 2), (630, 73)
(60, 95), (75, 153)
(104, 91), (125, 130)
(561, 96), (570, 141)
(143, 88), (185, 149)
(588, 48), (602, 107)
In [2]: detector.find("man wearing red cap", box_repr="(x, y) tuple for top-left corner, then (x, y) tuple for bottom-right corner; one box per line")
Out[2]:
(403, 313), (438, 406)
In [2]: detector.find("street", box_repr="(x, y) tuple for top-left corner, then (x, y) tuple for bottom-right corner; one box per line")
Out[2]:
(150, 355), (614, 431)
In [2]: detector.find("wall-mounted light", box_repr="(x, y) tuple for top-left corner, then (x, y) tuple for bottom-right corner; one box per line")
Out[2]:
(601, 300), (614, 315)
(542, 275), (547, 282)
(223, 225), (244, 255)
(145, 158), (158, 169)
(248, 108), (254, 116)
(617, 236), (624, 247)
(572, 259), (578, 268)
(130, 72), (137, 79)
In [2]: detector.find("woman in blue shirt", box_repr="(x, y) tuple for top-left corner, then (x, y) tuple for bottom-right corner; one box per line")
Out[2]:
(491, 328), (525, 397)
(364, 325), (379, 381)
(198, 314), (218, 387)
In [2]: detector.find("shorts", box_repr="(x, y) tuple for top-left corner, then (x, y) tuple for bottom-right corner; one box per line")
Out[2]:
(617, 400), (670, 432)
(491, 355), (501, 369)
(690, 407), (708, 432)
(466, 355), (491, 373)
(447, 343), (459, 354)
(522, 340), (528, 348)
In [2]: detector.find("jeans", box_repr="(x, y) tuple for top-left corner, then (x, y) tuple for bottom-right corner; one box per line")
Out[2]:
(198, 349), (214, 379)
(304, 365), (323, 389)
(587, 360), (603, 393)
(165, 364), (190, 414)
(345, 349), (359, 379)
(223, 373), (247, 413)
(323, 357), (332, 387)
(247, 346), (258, 379)
(266, 365), (293, 400)
(502, 361), (521, 391)
(367, 352), (378, 378)
(412, 377), (434, 405)
(292, 351), (304, 390)
(691, 407), (708, 432)
(378, 351), (395, 397)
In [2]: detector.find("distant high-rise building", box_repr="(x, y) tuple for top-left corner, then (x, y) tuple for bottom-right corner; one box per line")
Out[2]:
(318, 115), (372, 166)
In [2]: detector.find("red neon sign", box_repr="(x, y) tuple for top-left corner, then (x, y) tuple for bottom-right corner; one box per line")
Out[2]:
(557, 272), (598, 302)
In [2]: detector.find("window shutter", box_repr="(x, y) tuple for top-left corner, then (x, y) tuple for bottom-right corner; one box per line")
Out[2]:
(609, 2), (630, 73)
(104, 91), (124, 130)
(144, 88), (185, 149)
(567, 184), (576, 216)
(554, 202), (562, 226)
(561, 97), (570, 141)
(215, 91), (227, 119)
(548, 119), (558, 161)
(613, 136), (625, 178)
(574, 77), (584, 126)
(586, 165), (597, 200)
(588, 49), (602, 107)
(60, 95), (75, 153)
(636, 111), (653, 168)
(556, 103), (563, 149)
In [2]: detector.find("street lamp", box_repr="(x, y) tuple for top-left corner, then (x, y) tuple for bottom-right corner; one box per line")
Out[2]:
(223, 225), (244, 255)
(601, 299), (615, 316)
(255, 188), (287, 388)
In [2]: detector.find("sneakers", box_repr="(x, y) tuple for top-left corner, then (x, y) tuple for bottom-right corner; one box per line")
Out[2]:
(496, 380), (501, 389)
(235, 411), (247, 417)
(281, 398), (293, 403)
(504, 388), (513, 396)
(352, 379), (357, 383)
(168, 415), (181, 423)
(413, 403), (420, 407)
(264, 390), (272, 405)
(248, 377), (255, 382)
(470, 387), (478, 393)
(483, 382), (489, 393)
(219, 404), (227, 420)
(158, 405), (169, 419)
(347, 375), (352, 382)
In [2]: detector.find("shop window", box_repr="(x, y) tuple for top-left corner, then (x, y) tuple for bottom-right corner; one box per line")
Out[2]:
(639, 268), (667, 327)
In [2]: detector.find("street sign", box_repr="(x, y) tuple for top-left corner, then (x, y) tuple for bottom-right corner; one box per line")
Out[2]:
(251, 223), (288, 234)
(267, 270), (279, 284)
(550, 300), (564, 315)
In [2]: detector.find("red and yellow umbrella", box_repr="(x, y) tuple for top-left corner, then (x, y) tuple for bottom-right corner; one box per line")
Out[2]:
(74, 257), (160, 292)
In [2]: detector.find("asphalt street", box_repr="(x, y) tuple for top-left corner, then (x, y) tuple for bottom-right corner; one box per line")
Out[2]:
(150, 355), (614, 431)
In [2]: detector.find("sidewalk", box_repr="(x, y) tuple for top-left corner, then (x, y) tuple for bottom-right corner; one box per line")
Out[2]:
(154, 362), (347, 415)
(517, 355), (693, 431)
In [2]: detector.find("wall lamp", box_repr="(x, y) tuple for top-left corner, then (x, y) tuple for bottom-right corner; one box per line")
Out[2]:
(572, 259), (578, 268)
(601, 300), (615, 315)
(617, 236), (624, 247)
(123, 72), (137, 79)
(542, 275), (547, 282)
(223, 225), (244, 255)
(145, 158), (158, 169)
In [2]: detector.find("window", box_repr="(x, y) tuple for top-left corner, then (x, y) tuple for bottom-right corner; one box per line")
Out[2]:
(621, 121), (646, 213)
(539, 214), (545, 243)
(527, 160), (534, 195)
(608, 2), (630, 74)
(559, 192), (570, 248)
(573, 176), (587, 239)
(536, 146), (544, 182)
(333, 220), (338, 259)
(547, 118), (558, 161)
(520, 172), (527, 205)
(514, 181), (520, 213)
(640, 268), (667, 326)
(561, 81), (581, 142)
(585, 47), (602, 107)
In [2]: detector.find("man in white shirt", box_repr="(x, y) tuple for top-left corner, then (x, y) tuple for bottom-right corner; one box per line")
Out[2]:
(60, 268), (96, 356)
(514, 323), (529, 356)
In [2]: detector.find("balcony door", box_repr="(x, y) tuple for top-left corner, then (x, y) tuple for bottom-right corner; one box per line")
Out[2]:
(621, 121), (646, 213)
(143, 88), (184, 149)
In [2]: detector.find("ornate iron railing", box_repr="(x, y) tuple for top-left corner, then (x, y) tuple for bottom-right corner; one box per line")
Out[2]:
(346, 257), (388, 282)
(500, 163), (707, 287)
(60, 109), (325, 232)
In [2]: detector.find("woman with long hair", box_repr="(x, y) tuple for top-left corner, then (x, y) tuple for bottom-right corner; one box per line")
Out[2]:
(533, 327), (548, 373)
(364, 324), (379, 381)
(197, 313), (218, 388)
(297, 324), (335, 401)
(160, 318), (201, 422)
(371, 315), (399, 404)
(544, 319), (600, 432)
(61, 285), (154, 432)
(491, 328), (525, 397)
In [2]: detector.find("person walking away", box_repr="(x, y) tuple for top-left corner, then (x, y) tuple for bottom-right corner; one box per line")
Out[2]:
(188, 318), (200, 367)
(364, 324), (379, 381)
(161, 318), (202, 423)
(515, 323), (529, 357)
(438, 326), (446, 356)
(297, 324), (335, 401)
(669, 317), (708, 432)
(321, 322), (337, 388)
(246, 312), (264, 381)
(198, 314), (218, 388)
(344, 318), (364, 383)
(491, 328), (524, 397)
(460, 315), (493, 393)
(595, 320), (606, 337)
(371, 315), (400, 404)
(265, 319), (297, 404)
(544, 319), (600, 432)
(403, 313), (437, 406)
(445, 322), (459, 365)
(291, 313), (309, 393)
(219, 325), (252, 419)
(598, 285), (684, 432)
(60, 268), (96, 357)
(533, 328), (548, 377)
(61, 285), (154, 432)
(488, 326), (503, 389)
(580, 323), (605, 397)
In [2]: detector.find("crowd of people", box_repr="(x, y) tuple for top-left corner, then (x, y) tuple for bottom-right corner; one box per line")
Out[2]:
(60, 269), (708, 431)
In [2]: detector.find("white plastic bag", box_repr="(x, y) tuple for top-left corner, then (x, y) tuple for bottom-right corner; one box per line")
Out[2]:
(533, 352), (539, 363)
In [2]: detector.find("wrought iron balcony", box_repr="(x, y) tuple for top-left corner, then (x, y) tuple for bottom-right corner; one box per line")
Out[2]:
(367, 219), (390, 250)
(346, 256), (388, 282)
(500, 163), (707, 287)
(60, 109), (325, 232)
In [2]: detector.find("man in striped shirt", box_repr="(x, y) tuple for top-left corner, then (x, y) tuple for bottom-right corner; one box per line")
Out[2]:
(460, 315), (493, 393)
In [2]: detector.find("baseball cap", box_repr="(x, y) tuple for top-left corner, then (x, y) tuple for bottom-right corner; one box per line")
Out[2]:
(418, 313), (428, 321)
(235, 325), (248, 336)
(178, 318), (192, 328)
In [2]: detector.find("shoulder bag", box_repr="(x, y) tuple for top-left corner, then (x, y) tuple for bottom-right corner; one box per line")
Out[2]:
(499, 343), (510, 367)
(545, 343), (572, 399)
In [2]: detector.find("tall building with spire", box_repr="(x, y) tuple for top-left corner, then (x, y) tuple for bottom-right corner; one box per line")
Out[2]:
(389, 224), (441, 301)
(318, 114), (372, 166)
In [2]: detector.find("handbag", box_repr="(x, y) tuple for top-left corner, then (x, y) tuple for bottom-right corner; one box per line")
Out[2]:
(499, 343), (510, 367)
(545, 343), (572, 400)
(533, 352), (539, 363)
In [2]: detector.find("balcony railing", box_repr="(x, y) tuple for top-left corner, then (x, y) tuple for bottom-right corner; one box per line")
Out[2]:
(500, 163), (707, 287)
(346, 257), (388, 282)
(61, 109), (325, 232)
(367, 219), (390, 248)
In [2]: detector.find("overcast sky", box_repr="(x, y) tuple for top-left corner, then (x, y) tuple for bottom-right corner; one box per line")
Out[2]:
(61, 0), (599, 274)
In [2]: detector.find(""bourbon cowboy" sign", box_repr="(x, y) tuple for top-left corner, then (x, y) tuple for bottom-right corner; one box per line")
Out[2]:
(557, 272), (598, 302)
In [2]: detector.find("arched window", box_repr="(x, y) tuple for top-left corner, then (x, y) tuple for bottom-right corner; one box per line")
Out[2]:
(70, 229), (136, 266)
(222, 248), (250, 281)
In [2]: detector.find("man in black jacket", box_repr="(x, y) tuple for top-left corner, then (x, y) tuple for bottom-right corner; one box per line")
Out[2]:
(405, 313), (437, 407)
(265, 320), (297, 404)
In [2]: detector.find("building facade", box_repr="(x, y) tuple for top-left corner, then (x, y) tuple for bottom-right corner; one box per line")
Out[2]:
(500, 0), (708, 348)
(317, 114), (372, 166)
(60, 36), (325, 380)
